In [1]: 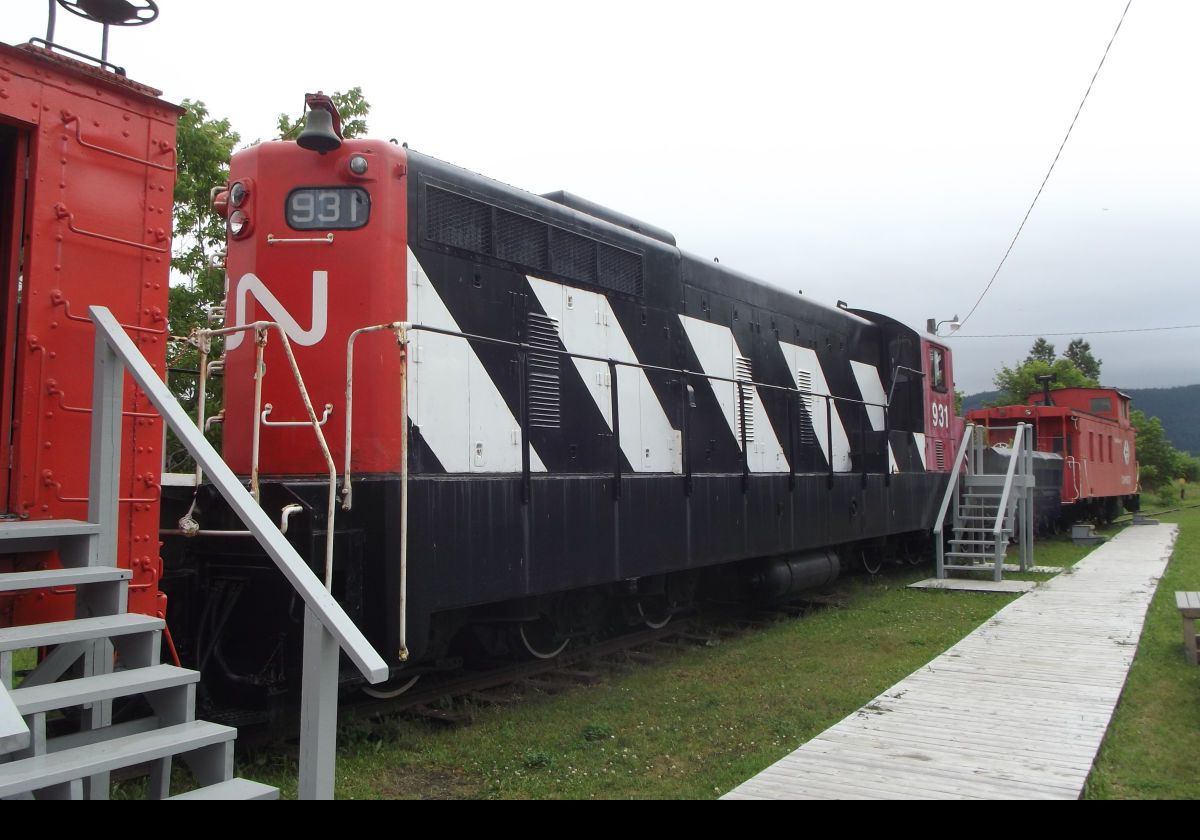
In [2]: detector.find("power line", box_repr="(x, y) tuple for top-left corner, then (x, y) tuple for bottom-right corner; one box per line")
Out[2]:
(953, 324), (1200, 339)
(957, 0), (1134, 330)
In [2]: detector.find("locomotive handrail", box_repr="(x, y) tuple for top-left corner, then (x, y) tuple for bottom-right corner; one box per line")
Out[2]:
(399, 322), (889, 409)
(89, 305), (386, 800)
(198, 320), (340, 592)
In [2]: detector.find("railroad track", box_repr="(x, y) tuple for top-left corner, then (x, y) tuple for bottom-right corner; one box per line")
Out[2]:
(236, 596), (841, 749)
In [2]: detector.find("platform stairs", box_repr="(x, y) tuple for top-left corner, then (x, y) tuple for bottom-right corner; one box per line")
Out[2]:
(0, 520), (277, 800)
(0, 307), (388, 799)
(933, 423), (1035, 582)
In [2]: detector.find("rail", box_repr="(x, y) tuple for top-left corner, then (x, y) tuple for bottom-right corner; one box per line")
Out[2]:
(933, 424), (976, 578)
(89, 305), (387, 800)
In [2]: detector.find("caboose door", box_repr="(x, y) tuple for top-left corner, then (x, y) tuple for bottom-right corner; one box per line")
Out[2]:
(0, 124), (30, 511)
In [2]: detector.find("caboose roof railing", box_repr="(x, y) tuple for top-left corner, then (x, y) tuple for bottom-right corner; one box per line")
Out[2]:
(89, 305), (386, 800)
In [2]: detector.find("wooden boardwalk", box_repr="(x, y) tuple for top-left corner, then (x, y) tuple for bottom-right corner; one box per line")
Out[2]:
(723, 524), (1179, 800)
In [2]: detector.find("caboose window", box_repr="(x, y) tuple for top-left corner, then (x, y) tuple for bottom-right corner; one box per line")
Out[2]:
(1089, 397), (1113, 414)
(287, 187), (370, 230)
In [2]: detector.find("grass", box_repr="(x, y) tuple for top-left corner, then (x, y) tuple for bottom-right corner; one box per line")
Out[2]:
(1084, 500), (1200, 799)
(241, 535), (1107, 799)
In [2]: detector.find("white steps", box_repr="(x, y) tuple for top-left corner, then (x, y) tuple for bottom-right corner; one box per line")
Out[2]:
(0, 519), (277, 801)
(11, 665), (198, 715)
(0, 566), (131, 593)
(169, 778), (280, 800)
(0, 721), (235, 799)
(0, 614), (162, 651)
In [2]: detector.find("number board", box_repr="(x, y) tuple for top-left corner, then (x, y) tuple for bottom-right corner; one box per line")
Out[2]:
(287, 187), (371, 230)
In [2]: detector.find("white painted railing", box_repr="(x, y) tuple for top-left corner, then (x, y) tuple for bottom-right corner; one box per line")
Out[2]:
(89, 306), (387, 800)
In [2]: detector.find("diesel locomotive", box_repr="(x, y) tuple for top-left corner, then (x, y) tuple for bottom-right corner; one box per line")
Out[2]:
(159, 97), (963, 703)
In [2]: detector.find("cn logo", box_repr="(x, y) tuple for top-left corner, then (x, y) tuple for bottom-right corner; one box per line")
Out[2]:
(226, 271), (328, 350)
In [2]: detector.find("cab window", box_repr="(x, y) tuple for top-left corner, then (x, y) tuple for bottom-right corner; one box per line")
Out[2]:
(929, 346), (947, 392)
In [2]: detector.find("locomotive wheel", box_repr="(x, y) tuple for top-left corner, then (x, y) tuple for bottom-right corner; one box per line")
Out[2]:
(517, 617), (569, 660)
(636, 596), (674, 630)
(860, 549), (883, 575)
(902, 543), (923, 566)
(362, 674), (421, 700)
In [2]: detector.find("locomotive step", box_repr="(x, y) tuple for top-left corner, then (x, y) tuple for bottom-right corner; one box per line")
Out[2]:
(10, 665), (198, 716)
(168, 777), (279, 800)
(0, 614), (162, 653)
(0, 720), (235, 799)
(0, 566), (131, 593)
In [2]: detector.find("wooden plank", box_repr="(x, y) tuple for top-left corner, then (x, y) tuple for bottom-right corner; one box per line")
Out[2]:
(722, 524), (1177, 800)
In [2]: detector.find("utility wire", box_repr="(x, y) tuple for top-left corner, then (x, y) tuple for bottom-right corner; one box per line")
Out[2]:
(957, 0), (1134, 330)
(955, 324), (1200, 339)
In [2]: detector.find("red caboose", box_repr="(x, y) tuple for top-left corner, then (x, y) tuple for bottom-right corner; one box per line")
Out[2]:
(0, 41), (180, 628)
(968, 386), (1139, 523)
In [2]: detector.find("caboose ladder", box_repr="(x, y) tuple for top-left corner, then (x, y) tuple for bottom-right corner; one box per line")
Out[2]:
(934, 424), (1035, 582)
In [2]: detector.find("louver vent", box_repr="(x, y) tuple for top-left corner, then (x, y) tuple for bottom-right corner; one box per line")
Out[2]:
(935, 439), (946, 471)
(796, 368), (815, 446)
(735, 356), (755, 444)
(526, 312), (561, 429)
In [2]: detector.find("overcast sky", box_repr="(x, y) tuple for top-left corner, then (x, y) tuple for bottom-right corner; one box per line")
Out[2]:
(5, 1), (1197, 393)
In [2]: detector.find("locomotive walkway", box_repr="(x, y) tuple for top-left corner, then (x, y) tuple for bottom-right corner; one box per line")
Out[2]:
(722, 524), (1179, 800)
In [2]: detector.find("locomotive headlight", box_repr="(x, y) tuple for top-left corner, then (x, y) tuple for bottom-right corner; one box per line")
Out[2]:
(349, 155), (369, 176)
(229, 181), (249, 207)
(228, 210), (251, 238)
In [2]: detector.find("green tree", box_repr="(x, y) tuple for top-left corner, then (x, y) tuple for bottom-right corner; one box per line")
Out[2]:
(1063, 338), (1102, 381)
(1026, 338), (1056, 364)
(166, 101), (240, 471)
(1131, 408), (1195, 490)
(989, 358), (1099, 406)
(276, 87), (371, 141)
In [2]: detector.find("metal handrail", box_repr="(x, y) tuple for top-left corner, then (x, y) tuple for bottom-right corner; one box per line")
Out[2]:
(89, 305), (386, 800)
(932, 424), (975, 537)
(993, 423), (1026, 539)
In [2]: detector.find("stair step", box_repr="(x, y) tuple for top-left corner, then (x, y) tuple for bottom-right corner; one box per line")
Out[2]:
(0, 720), (236, 798)
(11, 665), (198, 716)
(946, 552), (1004, 560)
(0, 566), (131, 594)
(168, 778), (279, 800)
(0, 614), (162, 653)
(0, 520), (100, 542)
(942, 564), (1003, 572)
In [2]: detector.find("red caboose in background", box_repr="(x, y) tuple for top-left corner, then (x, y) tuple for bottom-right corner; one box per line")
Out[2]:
(968, 386), (1139, 523)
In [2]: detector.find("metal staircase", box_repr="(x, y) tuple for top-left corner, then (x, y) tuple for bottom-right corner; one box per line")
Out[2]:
(934, 423), (1035, 582)
(1, 305), (390, 800)
(0, 518), (277, 800)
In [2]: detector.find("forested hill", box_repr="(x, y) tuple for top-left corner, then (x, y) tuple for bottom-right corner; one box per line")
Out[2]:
(961, 385), (1200, 456)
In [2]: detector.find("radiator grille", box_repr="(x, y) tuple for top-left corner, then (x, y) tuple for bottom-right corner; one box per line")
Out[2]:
(427, 186), (490, 253)
(424, 184), (644, 297)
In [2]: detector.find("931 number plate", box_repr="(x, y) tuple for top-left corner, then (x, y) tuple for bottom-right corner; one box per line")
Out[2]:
(286, 187), (370, 230)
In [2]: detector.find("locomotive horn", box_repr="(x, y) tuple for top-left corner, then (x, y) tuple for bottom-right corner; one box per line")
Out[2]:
(296, 92), (344, 154)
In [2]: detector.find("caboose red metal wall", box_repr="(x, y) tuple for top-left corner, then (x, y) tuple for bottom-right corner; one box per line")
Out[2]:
(0, 42), (180, 627)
